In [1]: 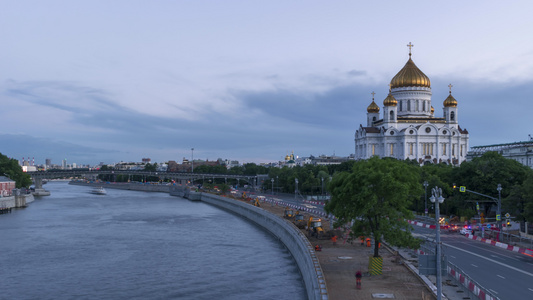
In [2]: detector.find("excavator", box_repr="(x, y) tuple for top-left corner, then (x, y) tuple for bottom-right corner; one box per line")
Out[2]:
(293, 212), (306, 229)
(307, 216), (324, 238)
(284, 207), (296, 219)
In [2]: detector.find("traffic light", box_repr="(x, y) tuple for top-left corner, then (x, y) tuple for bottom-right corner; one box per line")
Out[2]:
(507, 220), (511, 227)
(453, 183), (456, 189)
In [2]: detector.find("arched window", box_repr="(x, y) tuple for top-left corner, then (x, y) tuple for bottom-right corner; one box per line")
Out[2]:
(372, 116), (376, 121)
(390, 110), (394, 120)
(450, 111), (455, 121)
(407, 100), (411, 111)
(399, 101), (403, 111)
(423, 101), (426, 112)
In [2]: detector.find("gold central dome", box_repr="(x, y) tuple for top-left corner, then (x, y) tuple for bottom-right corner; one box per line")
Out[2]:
(383, 92), (397, 106)
(367, 100), (380, 113)
(390, 54), (431, 88)
(443, 92), (458, 107)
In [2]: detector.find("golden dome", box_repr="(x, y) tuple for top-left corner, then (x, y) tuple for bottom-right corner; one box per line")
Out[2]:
(443, 91), (458, 107)
(390, 54), (431, 88)
(383, 92), (397, 107)
(431, 106), (435, 114)
(367, 100), (380, 113)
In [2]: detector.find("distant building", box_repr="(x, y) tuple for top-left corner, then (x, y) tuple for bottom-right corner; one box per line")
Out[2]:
(142, 158), (151, 163)
(309, 155), (350, 165)
(354, 44), (469, 166)
(0, 176), (16, 197)
(467, 136), (533, 168)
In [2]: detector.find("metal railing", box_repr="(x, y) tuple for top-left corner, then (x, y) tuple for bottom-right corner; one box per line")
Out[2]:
(447, 262), (500, 300)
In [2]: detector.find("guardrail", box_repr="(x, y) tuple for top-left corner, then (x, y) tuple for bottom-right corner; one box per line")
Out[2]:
(447, 262), (500, 300)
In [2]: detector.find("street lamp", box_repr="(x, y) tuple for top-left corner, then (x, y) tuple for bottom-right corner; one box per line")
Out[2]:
(295, 178), (299, 201)
(423, 181), (429, 216)
(429, 186), (445, 300)
(191, 148), (194, 173)
(321, 177), (324, 196)
(271, 178), (274, 195)
(497, 184), (502, 231)
(276, 176), (278, 194)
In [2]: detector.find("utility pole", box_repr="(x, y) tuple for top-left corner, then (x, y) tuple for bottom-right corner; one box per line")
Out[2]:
(430, 186), (445, 300)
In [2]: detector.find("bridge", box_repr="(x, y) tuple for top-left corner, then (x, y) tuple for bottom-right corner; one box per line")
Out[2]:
(27, 170), (263, 195)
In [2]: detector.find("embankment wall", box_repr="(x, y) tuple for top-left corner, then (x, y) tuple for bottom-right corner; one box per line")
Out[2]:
(198, 192), (327, 300)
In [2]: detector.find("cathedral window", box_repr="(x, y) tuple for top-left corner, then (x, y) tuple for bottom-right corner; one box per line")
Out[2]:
(423, 101), (426, 112)
(452, 144), (456, 156)
(425, 127), (431, 133)
(416, 100), (419, 111)
(390, 111), (394, 120)
(373, 116), (376, 121)
(400, 101), (403, 111)
(442, 143), (446, 156)
(451, 111), (455, 121)
(372, 144), (375, 156)
(430, 143), (434, 155)
(460, 145), (463, 156)
(409, 143), (414, 155)
(407, 100), (411, 110)
(390, 144), (394, 156)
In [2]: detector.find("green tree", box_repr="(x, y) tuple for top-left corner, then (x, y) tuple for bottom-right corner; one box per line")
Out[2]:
(0, 153), (32, 188)
(325, 157), (422, 257)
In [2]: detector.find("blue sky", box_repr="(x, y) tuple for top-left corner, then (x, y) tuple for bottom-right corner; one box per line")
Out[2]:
(2, 1), (533, 166)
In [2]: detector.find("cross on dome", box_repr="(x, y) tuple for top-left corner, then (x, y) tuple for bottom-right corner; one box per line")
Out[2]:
(448, 83), (453, 94)
(371, 91), (376, 99)
(407, 42), (414, 56)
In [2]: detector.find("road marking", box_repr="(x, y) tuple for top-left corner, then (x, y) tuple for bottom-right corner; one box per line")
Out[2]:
(528, 288), (533, 292)
(497, 275), (505, 279)
(444, 243), (533, 277)
(450, 255), (456, 259)
(471, 264), (478, 268)
(489, 289), (499, 294)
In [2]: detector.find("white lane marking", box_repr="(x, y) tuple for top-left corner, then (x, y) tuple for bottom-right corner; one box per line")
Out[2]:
(497, 275), (505, 279)
(471, 264), (479, 268)
(450, 255), (456, 259)
(489, 289), (499, 294)
(528, 288), (533, 292)
(444, 243), (533, 277)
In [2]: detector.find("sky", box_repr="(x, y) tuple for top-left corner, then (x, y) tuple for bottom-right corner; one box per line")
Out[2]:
(2, 1), (533, 166)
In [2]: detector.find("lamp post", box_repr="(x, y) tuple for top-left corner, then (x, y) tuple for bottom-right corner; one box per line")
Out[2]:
(321, 177), (324, 196)
(423, 181), (429, 216)
(430, 186), (445, 300)
(276, 176), (278, 194)
(497, 184), (502, 231)
(191, 148), (194, 173)
(295, 178), (299, 201)
(271, 178), (274, 195)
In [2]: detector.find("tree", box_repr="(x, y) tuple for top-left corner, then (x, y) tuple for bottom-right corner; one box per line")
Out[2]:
(325, 157), (422, 257)
(0, 153), (32, 188)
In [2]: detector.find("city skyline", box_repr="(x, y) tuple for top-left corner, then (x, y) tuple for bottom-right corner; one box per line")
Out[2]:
(2, 1), (533, 165)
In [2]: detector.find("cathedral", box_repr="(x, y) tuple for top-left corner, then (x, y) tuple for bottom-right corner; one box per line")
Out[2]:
(354, 44), (469, 166)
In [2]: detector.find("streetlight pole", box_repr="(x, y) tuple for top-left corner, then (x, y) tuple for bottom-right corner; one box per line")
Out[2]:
(497, 184), (502, 231)
(295, 178), (299, 202)
(271, 178), (274, 195)
(276, 176), (278, 194)
(191, 148), (194, 173)
(424, 181), (429, 216)
(321, 177), (324, 196)
(430, 186), (445, 300)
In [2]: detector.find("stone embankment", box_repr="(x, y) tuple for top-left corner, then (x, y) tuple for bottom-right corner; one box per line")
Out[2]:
(0, 190), (34, 210)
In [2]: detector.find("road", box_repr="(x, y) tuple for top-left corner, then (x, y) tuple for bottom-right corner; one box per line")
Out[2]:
(414, 226), (533, 299)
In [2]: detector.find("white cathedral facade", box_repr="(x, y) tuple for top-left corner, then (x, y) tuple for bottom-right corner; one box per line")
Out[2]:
(354, 45), (469, 166)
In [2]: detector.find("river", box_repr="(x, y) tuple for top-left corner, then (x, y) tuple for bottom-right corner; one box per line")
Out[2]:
(0, 181), (306, 300)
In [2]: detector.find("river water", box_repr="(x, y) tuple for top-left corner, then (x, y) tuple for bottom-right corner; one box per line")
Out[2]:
(0, 181), (306, 300)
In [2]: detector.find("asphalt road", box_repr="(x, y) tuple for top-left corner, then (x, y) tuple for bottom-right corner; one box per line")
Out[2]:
(414, 226), (533, 299)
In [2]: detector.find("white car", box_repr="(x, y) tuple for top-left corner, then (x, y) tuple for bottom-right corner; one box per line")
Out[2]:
(460, 228), (472, 235)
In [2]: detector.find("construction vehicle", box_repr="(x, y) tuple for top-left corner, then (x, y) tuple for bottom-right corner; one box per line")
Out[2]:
(293, 213), (306, 229)
(307, 216), (324, 238)
(284, 207), (296, 219)
(252, 197), (261, 207)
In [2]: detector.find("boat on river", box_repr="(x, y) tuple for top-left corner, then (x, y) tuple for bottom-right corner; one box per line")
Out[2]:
(90, 187), (107, 195)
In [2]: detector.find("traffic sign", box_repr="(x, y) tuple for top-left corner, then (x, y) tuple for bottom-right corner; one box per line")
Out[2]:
(505, 213), (510, 218)
(496, 214), (501, 221)
(459, 186), (466, 192)
(487, 224), (491, 229)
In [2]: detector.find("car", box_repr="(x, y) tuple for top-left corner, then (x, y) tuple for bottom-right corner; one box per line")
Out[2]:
(460, 227), (472, 235)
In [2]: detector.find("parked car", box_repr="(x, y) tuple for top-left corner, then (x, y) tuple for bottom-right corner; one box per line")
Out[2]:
(460, 227), (472, 235)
